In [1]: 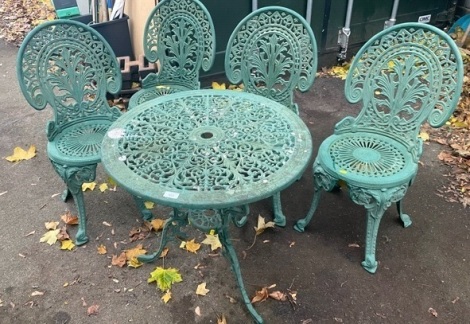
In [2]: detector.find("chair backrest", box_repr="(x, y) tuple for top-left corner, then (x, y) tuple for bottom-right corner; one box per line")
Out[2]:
(143, 0), (216, 89)
(16, 20), (122, 141)
(225, 6), (318, 114)
(340, 23), (463, 162)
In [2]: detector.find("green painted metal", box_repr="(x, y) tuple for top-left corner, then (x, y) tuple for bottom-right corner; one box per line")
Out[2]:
(295, 22), (464, 273)
(224, 6), (317, 226)
(101, 89), (312, 323)
(128, 0), (216, 109)
(16, 20), (152, 245)
(225, 6), (318, 114)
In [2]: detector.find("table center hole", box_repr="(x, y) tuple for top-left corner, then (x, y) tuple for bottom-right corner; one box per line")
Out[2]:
(201, 132), (213, 139)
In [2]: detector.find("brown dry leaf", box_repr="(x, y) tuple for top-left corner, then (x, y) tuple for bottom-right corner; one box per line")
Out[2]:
(124, 244), (147, 260)
(44, 221), (59, 230)
(129, 226), (151, 241)
(251, 287), (269, 303)
(269, 290), (287, 301)
(183, 239), (201, 253)
(217, 314), (227, 324)
(254, 215), (275, 236)
(87, 304), (99, 316)
(56, 226), (70, 241)
(97, 244), (107, 255)
(160, 247), (169, 258)
(61, 211), (79, 225)
(196, 282), (210, 296)
(111, 252), (127, 267)
(428, 307), (438, 317)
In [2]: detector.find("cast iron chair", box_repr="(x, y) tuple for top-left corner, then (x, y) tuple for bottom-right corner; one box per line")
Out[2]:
(225, 6), (318, 226)
(128, 0), (216, 109)
(294, 23), (464, 273)
(16, 20), (152, 245)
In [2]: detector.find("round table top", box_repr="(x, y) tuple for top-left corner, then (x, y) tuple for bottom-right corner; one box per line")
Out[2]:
(101, 89), (312, 209)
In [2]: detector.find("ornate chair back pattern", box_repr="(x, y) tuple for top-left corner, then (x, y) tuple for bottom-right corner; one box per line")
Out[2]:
(225, 6), (318, 114)
(143, 0), (216, 90)
(17, 20), (122, 147)
(340, 23), (463, 163)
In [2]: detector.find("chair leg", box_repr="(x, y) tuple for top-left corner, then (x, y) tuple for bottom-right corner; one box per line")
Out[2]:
(349, 185), (408, 273)
(294, 162), (337, 232)
(132, 196), (154, 221)
(51, 161), (97, 246)
(272, 192), (286, 227)
(396, 200), (412, 227)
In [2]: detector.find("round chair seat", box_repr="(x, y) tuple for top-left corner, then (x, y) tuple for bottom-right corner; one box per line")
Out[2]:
(128, 84), (193, 109)
(317, 133), (418, 189)
(47, 120), (113, 165)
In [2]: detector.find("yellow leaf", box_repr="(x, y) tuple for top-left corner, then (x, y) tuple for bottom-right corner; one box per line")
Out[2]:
(148, 267), (183, 291)
(150, 218), (165, 231)
(40, 229), (60, 245)
(97, 244), (107, 255)
(127, 256), (143, 268)
(125, 244), (147, 260)
(82, 182), (96, 191)
(254, 215), (275, 236)
(144, 201), (155, 209)
(45, 221), (59, 230)
(60, 239), (75, 250)
(418, 131), (430, 141)
(5, 145), (36, 162)
(212, 81), (226, 90)
(183, 239), (201, 253)
(162, 290), (172, 303)
(196, 282), (210, 296)
(201, 233), (222, 251)
(99, 183), (108, 192)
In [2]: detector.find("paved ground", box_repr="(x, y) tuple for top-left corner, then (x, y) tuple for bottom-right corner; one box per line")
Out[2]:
(1, 39), (469, 324)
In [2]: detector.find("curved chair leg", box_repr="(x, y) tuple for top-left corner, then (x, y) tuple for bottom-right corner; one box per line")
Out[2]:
(272, 192), (286, 227)
(349, 185), (408, 273)
(294, 162), (337, 232)
(132, 196), (154, 221)
(396, 200), (412, 227)
(51, 161), (97, 246)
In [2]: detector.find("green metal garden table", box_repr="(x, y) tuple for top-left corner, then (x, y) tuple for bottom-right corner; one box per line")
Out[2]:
(101, 89), (312, 323)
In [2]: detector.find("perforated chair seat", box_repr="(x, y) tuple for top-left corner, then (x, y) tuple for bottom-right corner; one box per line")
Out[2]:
(47, 120), (113, 165)
(128, 84), (193, 108)
(318, 133), (418, 189)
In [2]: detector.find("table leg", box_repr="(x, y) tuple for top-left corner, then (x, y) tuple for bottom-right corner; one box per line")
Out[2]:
(137, 208), (188, 263)
(219, 208), (264, 324)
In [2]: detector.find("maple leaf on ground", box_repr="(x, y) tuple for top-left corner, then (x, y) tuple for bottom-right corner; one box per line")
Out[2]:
(254, 215), (275, 236)
(181, 239), (201, 253)
(212, 81), (226, 90)
(56, 226), (70, 241)
(251, 287), (269, 303)
(129, 226), (151, 241)
(81, 182), (96, 191)
(39, 229), (60, 245)
(269, 291), (287, 301)
(5, 145), (36, 162)
(44, 221), (59, 230)
(148, 267), (182, 292)
(111, 252), (127, 267)
(127, 257), (143, 268)
(201, 233), (222, 251)
(60, 211), (79, 225)
(144, 218), (165, 231)
(196, 282), (210, 296)
(98, 183), (108, 192)
(162, 290), (172, 303)
(124, 244), (147, 260)
(60, 239), (75, 251)
(97, 244), (107, 255)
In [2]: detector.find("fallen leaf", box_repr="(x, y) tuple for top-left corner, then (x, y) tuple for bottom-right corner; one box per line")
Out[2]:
(201, 233), (222, 251)
(60, 239), (75, 250)
(99, 183), (108, 192)
(144, 201), (155, 209)
(111, 253), (127, 267)
(212, 81), (226, 90)
(56, 226), (70, 241)
(348, 243), (360, 248)
(125, 244), (147, 260)
(5, 145), (36, 162)
(127, 257), (143, 268)
(87, 304), (99, 316)
(183, 239), (201, 253)
(160, 247), (169, 258)
(251, 287), (269, 303)
(217, 314), (227, 324)
(195, 306), (202, 316)
(196, 282), (210, 296)
(97, 244), (107, 255)
(39, 229), (60, 245)
(102, 221), (112, 227)
(254, 215), (275, 236)
(61, 211), (79, 225)
(31, 291), (44, 296)
(162, 290), (172, 303)
(269, 290), (287, 301)
(81, 182), (96, 191)
(428, 307), (438, 317)
(149, 218), (165, 231)
(44, 221), (59, 230)
(418, 131), (430, 141)
(148, 267), (183, 292)
(24, 230), (35, 237)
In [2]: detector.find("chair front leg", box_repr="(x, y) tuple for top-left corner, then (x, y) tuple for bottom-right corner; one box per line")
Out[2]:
(294, 162), (337, 232)
(51, 161), (97, 246)
(349, 185), (408, 273)
(396, 200), (412, 227)
(272, 192), (286, 227)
